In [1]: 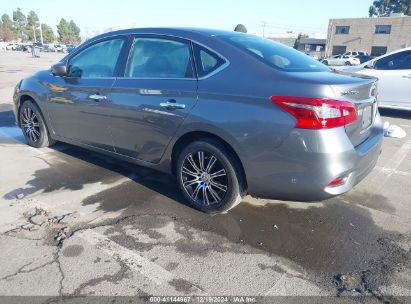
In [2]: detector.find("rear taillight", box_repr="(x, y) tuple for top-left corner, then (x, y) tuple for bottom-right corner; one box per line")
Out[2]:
(270, 96), (357, 129)
(327, 177), (347, 187)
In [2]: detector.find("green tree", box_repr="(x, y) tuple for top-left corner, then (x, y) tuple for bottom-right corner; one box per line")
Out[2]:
(369, 0), (411, 17)
(69, 20), (80, 40)
(25, 10), (40, 41)
(293, 33), (309, 50)
(13, 8), (27, 40)
(1, 14), (15, 41)
(41, 23), (55, 43)
(26, 10), (39, 27)
(57, 18), (80, 43)
(57, 18), (69, 42)
(1, 14), (14, 31)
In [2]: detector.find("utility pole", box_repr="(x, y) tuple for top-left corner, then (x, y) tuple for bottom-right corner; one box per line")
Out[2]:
(32, 25), (37, 42)
(262, 21), (268, 38)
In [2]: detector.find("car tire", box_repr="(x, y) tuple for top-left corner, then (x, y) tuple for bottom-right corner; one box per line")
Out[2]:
(19, 100), (56, 148)
(323, 60), (328, 65)
(176, 139), (244, 214)
(345, 61), (351, 66)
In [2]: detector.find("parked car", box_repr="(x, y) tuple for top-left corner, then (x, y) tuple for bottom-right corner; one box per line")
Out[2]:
(343, 51), (368, 57)
(343, 47), (411, 110)
(322, 55), (361, 66)
(44, 44), (63, 52)
(54, 44), (63, 52)
(13, 28), (383, 213)
(43, 44), (54, 52)
(6, 43), (16, 50)
(15, 44), (24, 51)
(66, 44), (77, 53)
(33, 42), (44, 51)
(356, 55), (375, 64)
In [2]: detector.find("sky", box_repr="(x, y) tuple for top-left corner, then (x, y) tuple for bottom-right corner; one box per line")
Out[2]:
(1, 0), (372, 37)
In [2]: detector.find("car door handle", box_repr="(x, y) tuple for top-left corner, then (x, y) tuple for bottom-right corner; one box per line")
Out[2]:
(160, 100), (186, 110)
(89, 94), (107, 101)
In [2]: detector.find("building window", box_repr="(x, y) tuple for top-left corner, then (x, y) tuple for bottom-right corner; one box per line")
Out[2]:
(335, 26), (350, 34)
(375, 25), (391, 34)
(371, 46), (388, 57)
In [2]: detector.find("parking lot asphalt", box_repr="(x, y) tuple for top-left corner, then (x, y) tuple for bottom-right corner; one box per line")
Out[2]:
(0, 51), (410, 302)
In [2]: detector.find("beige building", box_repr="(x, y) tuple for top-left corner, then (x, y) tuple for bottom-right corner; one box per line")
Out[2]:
(326, 15), (411, 57)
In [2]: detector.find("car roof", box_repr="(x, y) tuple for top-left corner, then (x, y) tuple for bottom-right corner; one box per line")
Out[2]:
(88, 27), (241, 43)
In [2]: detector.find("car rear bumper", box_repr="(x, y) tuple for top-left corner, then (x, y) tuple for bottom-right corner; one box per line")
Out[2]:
(245, 114), (383, 201)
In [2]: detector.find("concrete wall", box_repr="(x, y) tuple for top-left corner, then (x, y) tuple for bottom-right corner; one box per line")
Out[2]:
(326, 16), (411, 57)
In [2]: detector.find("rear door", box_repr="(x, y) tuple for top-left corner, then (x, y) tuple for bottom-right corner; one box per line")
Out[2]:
(47, 37), (127, 151)
(363, 50), (411, 108)
(109, 35), (198, 163)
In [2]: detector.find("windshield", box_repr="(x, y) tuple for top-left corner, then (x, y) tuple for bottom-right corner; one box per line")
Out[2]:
(221, 34), (329, 72)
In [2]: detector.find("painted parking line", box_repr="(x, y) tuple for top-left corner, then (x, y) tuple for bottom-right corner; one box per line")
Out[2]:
(375, 166), (411, 177)
(382, 139), (411, 178)
(78, 229), (174, 285)
(77, 229), (201, 289)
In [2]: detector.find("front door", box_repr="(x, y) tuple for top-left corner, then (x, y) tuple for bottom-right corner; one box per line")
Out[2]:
(110, 36), (198, 163)
(363, 50), (411, 108)
(47, 37), (127, 151)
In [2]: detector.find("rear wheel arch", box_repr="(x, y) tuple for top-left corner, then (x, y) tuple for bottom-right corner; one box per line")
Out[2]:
(171, 131), (248, 194)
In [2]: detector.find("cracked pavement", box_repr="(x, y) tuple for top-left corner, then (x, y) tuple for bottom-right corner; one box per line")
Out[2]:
(0, 51), (410, 303)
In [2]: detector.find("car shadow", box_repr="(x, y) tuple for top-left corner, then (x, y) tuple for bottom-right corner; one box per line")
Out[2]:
(56, 143), (409, 295)
(0, 109), (16, 127)
(3, 131), (410, 296)
(379, 108), (411, 120)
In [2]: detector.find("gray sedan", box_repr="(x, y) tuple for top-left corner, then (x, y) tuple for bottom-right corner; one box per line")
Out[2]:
(13, 28), (383, 213)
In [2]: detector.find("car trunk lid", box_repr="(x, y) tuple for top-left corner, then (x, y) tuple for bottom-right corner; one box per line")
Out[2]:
(282, 70), (378, 147)
(329, 78), (378, 147)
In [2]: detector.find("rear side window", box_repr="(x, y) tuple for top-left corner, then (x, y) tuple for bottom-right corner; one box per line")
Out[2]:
(193, 44), (226, 77)
(221, 34), (328, 72)
(125, 37), (194, 78)
(67, 38), (125, 78)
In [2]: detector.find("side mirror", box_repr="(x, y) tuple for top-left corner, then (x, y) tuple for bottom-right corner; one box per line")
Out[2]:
(51, 62), (67, 77)
(365, 61), (375, 69)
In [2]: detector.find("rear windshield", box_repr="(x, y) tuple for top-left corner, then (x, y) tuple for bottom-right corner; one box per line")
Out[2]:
(221, 34), (329, 72)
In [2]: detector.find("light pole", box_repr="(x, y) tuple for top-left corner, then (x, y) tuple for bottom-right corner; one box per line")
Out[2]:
(38, 21), (43, 44)
(32, 25), (37, 42)
(262, 21), (268, 38)
(33, 21), (43, 44)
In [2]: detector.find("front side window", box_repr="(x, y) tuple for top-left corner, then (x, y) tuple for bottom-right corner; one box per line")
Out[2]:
(67, 38), (125, 78)
(335, 26), (350, 34)
(375, 25), (391, 34)
(125, 37), (194, 78)
(375, 51), (411, 70)
(221, 34), (328, 72)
